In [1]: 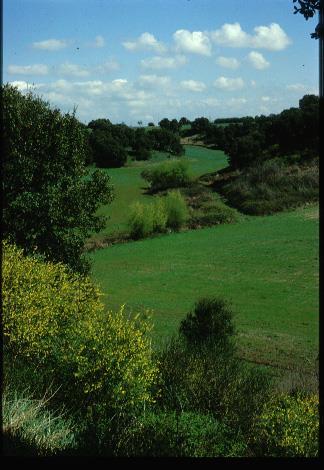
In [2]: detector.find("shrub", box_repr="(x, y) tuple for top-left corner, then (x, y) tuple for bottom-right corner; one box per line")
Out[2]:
(89, 129), (128, 167)
(179, 297), (235, 352)
(118, 411), (247, 457)
(2, 241), (159, 447)
(221, 159), (319, 215)
(2, 387), (76, 456)
(164, 190), (189, 230)
(152, 198), (168, 233)
(253, 393), (319, 457)
(156, 297), (272, 438)
(128, 202), (154, 239)
(141, 160), (192, 191)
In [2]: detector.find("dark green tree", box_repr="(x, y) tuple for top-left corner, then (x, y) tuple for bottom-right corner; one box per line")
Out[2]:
(2, 84), (114, 274)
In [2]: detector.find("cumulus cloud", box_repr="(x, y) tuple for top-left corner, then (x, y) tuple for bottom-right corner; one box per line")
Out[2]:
(215, 56), (240, 69)
(180, 80), (206, 92)
(137, 74), (171, 88)
(261, 96), (270, 102)
(141, 55), (187, 69)
(173, 29), (212, 56)
(122, 32), (166, 53)
(8, 64), (49, 75)
(32, 38), (68, 51)
(58, 63), (90, 77)
(9, 80), (30, 91)
(213, 76), (244, 91)
(210, 22), (291, 50)
(247, 51), (270, 70)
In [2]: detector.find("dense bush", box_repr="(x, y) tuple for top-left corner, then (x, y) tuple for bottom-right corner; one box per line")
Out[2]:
(2, 84), (113, 273)
(157, 298), (272, 439)
(179, 297), (235, 352)
(141, 160), (192, 192)
(252, 393), (319, 457)
(3, 241), (159, 447)
(118, 411), (247, 457)
(221, 158), (319, 215)
(163, 190), (189, 230)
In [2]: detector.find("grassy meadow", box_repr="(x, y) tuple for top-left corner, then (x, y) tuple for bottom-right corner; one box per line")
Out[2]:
(87, 146), (319, 373)
(91, 145), (228, 239)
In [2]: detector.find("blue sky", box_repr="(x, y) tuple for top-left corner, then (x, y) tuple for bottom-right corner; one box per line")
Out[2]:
(4, 0), (319, 125)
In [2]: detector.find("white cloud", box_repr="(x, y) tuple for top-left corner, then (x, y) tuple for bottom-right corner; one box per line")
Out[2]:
(261, 96), (270, 102)
(173, 29), (212, 56)
(58, 63), (90, 77)
(215, 56), (240, 69)
(247, 51), (270, 70)
(137, 74), (171, 88)
(227, 97), (247, 106)
(122, 32), (166, 53)
(9, 80), (30, 91)
(286, 83), (308, 92)
(250, 80), (257, 87)
(213, 76), (244, 91)
(8, 64), (49, 75)
(32, 38), (68, 51)
(141, 55), (187, 69)
(180, 80), (206, 92)
(211, 22), (291, 50)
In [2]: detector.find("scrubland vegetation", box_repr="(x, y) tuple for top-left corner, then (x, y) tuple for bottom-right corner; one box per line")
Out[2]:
(2, 83), (319, 456)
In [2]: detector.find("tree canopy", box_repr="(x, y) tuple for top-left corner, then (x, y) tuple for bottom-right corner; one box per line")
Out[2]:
(2, 84), (114, 273)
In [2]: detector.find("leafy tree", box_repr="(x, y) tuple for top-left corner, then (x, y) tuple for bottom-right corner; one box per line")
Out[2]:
(179, 117), (191, 127)
(2, 84), (114, 273)
(89, 129), (128, 167)
(88, 118), (112, 131)
(148, 127), (184, 155)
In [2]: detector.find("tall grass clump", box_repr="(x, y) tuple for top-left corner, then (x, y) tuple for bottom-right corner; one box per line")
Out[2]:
(2, 387), (76, 456)
(128, 192), (189, 239)
(141, 160), (192, 192)
(128, 201), (154, 239)
(2, 241), (159, 454)
(164, 190), (189, 230)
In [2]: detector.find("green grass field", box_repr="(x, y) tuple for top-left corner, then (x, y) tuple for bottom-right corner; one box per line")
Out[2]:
(89, 203), (318, 371)
(88, 146), (318, 373)
(91, 145), (228, 239)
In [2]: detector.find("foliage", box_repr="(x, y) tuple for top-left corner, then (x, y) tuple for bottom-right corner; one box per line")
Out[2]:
(148, 128), (184, 155)
(117, 411), (247, 457)
(253, 393), (319, 456)
(2, 83), (113, 273)
(128, 202), (154, 239)
(2, 242), (158, 436)
(221, 158), (319, 215)
(158, 118), (179, 133)
(163, 190), (189, 230)
(179, 297), (235, 351)
(157, 336), (272, 438)
(2, 387), (76, 456)
(128, 193), (188, 239)
(89, 129), (128, 167)
(141, 160), (192, 191)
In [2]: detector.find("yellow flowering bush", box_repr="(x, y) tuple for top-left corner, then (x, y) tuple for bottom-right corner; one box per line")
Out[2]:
(3, 241), (158, 417)
(255, 393), (319, 457)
